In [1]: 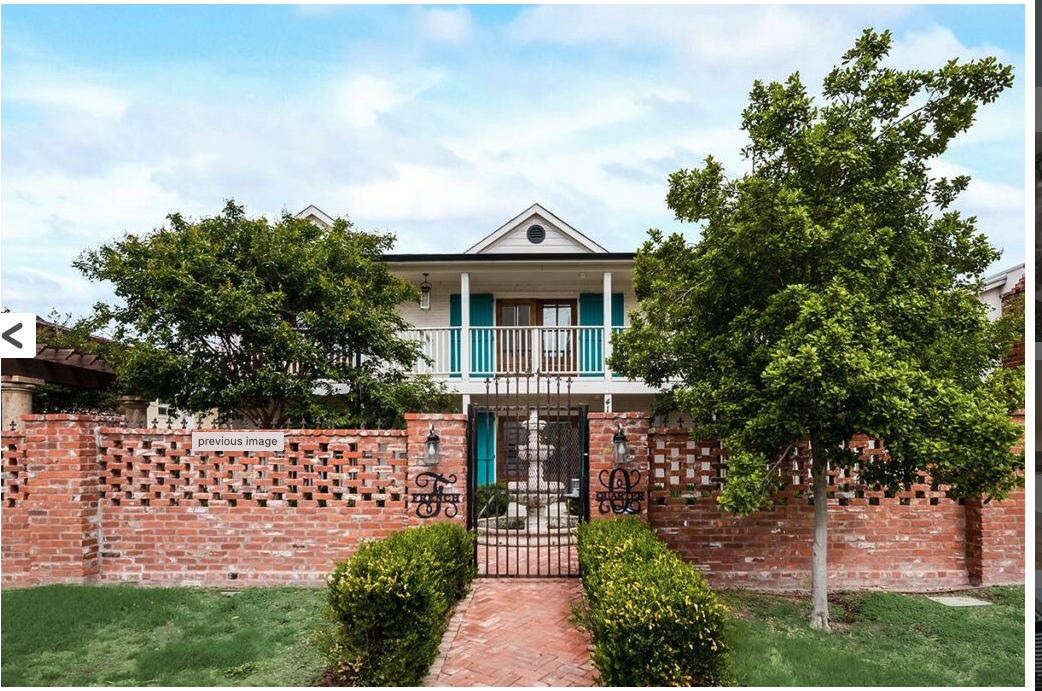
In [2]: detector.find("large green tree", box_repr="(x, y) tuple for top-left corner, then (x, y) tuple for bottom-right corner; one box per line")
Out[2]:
(74, 201), (453, 428)
(610, 29), (1023, 630)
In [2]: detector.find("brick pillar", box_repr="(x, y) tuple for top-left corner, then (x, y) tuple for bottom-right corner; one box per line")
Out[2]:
(1, 427), (30, 586)
(964, 406), (1026, 586)
(405, 413), (468, 526)
(964, 490), (1025, 586)
(587, 412), (650, 521)
(16, 414), (108, 585)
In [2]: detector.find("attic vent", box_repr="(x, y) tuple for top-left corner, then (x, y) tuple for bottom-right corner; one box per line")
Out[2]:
(527, 225), (546, 244)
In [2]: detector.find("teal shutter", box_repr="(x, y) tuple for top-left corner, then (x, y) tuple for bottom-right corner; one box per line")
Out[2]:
(578, 293), (624, 376)
(449, 295), (462, 378)
(450, 293), (494, 378)
(470, 294), (494, 378)
(476, 411), (495, 485)
(578, 293), (603, 376)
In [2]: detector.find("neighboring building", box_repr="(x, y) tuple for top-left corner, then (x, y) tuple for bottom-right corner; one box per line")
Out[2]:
(146, 400), (219, 429)
(980, 262), (1024, 321)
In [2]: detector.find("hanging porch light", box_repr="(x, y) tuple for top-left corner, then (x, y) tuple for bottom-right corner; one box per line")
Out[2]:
(419, 272), (432, 310)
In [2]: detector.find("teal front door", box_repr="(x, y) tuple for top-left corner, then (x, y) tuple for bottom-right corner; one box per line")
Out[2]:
(475, 411), (495, 485)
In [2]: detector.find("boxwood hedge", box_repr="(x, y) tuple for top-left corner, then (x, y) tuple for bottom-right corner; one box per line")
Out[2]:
(576, 517), (732, 686)
(315, 522), (476, 686)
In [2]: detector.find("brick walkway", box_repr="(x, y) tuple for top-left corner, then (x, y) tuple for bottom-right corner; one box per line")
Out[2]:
(425, 579), (596, 687)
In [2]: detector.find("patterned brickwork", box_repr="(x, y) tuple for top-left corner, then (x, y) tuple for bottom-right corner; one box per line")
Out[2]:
(0, 408), (1023, 590)
(1, 414), (467, 588)
(644, 424), (1022, 591)
(0, 431), (30, 579)
(98, 428), (408, 509)
(2, 431), (27, 508)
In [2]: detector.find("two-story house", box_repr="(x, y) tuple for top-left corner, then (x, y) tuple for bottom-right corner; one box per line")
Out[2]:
(300, 203), (660, 486)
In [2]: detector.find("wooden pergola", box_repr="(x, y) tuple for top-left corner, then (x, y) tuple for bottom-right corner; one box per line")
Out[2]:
(0, 317), (134, 430)
(1, 343), (116, 390)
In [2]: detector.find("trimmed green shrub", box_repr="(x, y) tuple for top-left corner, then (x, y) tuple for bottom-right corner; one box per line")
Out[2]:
(576, 518), (732, 686)
(315, 522), (476, 686)
(475, 483), (509, 518)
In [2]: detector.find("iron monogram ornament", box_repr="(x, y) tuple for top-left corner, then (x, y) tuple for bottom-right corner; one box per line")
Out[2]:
(412, 471), (461, 518)
(596, 467), (644, 515)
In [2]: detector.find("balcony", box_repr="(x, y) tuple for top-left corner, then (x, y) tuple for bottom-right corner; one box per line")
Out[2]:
(400, 326), (626, 378)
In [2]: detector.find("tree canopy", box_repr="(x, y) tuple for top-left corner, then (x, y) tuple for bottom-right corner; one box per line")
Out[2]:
(73, 201), (453, 428)
(609, 29), (1022, 629)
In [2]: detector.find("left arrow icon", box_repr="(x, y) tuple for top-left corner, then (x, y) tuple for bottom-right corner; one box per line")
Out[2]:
(0, 314), (36, 358)
(2, 322), (23, 349)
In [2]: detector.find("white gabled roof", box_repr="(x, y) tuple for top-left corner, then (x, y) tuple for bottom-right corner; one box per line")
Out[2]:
(295, 205), (335, 229)
(465, 203), (608, 254)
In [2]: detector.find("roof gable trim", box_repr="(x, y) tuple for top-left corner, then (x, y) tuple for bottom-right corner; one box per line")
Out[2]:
(465, 203), (608, 254)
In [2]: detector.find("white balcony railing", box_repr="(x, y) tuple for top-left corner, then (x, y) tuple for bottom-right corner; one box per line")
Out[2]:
(400, 325), (621, 378)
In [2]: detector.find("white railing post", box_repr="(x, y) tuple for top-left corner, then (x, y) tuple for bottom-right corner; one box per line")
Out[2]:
(461, 272), (470, 380)
(532, 326), (542, 374)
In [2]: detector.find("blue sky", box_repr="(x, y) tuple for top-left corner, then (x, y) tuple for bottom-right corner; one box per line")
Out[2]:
(0, 4), (1028, 318)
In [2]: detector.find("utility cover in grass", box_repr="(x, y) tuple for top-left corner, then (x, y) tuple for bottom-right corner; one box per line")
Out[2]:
(926, 596), (992, 607)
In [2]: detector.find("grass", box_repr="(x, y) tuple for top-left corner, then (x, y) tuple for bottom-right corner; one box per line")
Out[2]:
(1, 584), (326, 686)
(723, 586), (1025, 687)
(2, 583), (1026, 687)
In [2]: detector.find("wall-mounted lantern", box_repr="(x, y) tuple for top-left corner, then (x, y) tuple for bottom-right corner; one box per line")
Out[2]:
(613, 424), (633, 465)
(419, 273), (432, 311)
(424, 423), (441, 465)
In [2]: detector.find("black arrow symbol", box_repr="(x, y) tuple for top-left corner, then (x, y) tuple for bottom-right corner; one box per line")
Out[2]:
(3, 322), (23, 349)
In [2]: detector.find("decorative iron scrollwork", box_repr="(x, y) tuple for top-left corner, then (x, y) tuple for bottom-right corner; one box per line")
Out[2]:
(412, 471), (461, 518)
(596, 467), (644, 514)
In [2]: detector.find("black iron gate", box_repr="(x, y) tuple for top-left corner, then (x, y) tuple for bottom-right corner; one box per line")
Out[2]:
(467, 375), (589, 577)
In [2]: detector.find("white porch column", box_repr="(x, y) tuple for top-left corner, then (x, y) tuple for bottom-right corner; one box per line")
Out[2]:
(603, 271), (612, 380)
(461, 272), (471, 380)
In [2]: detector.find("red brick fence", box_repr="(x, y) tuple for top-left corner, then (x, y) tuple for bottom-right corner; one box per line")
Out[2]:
(1, 411), (1023, 590)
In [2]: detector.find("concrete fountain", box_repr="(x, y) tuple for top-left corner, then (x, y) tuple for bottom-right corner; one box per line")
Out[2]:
(504, 409), (572, 531)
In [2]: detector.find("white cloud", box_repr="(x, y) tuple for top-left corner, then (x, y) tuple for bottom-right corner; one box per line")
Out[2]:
(1, 163), (184, 241)
(504, 4), (910, 70)
(416, 7), (474, 45)
(888, 25), (1017, 71)
(328, 72), (441, 127)
(6, 81), (128, 119)
(341, 163), (501, 222)
(295, 4), (340, 19)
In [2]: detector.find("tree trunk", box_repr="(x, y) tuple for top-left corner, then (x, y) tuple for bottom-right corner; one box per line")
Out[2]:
(809, 439), (831, 630)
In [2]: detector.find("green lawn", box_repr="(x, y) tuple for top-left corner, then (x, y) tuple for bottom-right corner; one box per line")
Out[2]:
(1, 583), (1026, 687)
(1, 584), (326, 686)
(723, 586), (1026, 687)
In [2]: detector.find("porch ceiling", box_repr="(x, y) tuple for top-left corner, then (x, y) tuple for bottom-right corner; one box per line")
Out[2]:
(389, 266), (634, 292)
